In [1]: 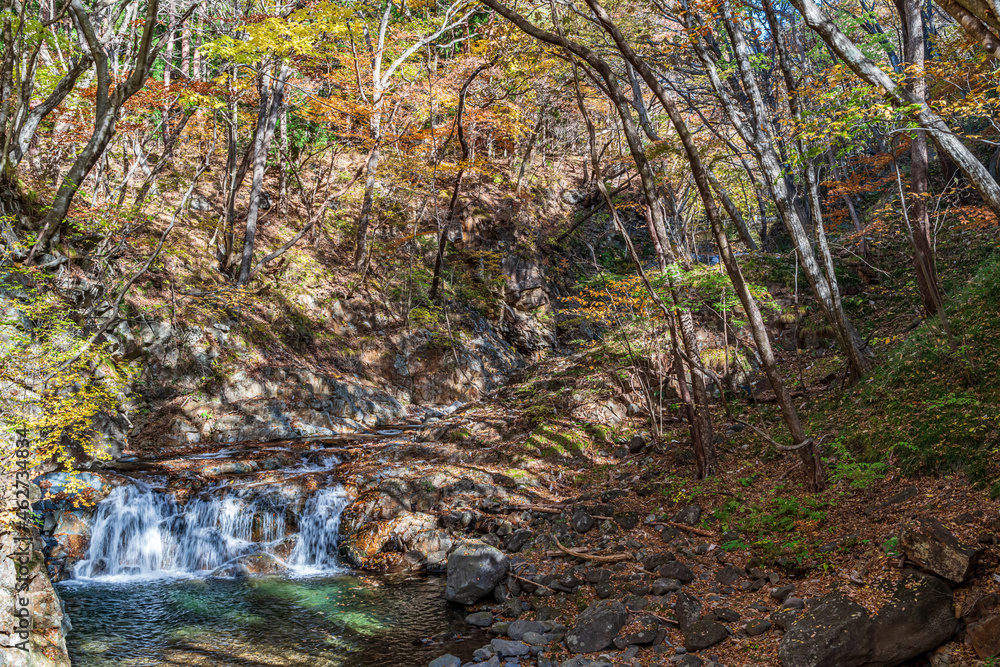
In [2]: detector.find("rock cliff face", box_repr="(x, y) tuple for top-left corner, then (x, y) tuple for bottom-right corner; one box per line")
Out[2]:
(0, 532), (71, 667)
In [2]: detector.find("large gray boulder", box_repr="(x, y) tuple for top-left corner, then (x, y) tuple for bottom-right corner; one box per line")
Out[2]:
(444, 541), (509, 605)
(566, 600), (629, 653)
(778, 594), (874, 666)
(868, 572), (960, 664)
(779, 573), (959, 667)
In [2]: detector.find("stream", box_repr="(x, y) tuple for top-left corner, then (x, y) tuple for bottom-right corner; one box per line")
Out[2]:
(49, 437), (485, 666)
(59, 574), (481, 666)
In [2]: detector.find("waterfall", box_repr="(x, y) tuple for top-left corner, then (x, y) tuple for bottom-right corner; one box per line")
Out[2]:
(289, 487), (349, 571)
(74, 481), (348, 579)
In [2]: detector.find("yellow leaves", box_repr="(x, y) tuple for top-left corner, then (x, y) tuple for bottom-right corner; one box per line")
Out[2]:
(203, 1), (352, 63)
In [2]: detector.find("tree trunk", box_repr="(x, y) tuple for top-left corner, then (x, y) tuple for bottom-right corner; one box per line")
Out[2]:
(695, 5), (871, 380)
(896, 0), (943, 316)
(236, 62), (289, 286)
(576, 0), (827, 486)
(791, 0), (1000, 217)
(430, 61), (490, 300)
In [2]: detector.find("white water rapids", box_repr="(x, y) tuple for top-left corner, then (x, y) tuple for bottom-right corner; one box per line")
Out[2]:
(74, 482), (349, 579)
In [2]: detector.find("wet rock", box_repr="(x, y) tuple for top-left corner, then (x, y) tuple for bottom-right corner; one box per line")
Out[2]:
(445, 541), (510, 605)
(673, 505), (702, 526)
(566, 600), (628, 653)
(683, 620), (729, 651)
(745, 619), (771, 636)
(429, 655), (461, 667)
(466, 611), (494, 627)
(899, 516), (981, 583)
(572, 510), (595, 534)
(490, 638), (530, 657)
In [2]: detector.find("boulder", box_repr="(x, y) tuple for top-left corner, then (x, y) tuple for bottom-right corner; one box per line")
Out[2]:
(507, 619), (546, 641)
(868, 572), (960, 664)
(565, 600), (628, 653)
(899, 516), (981, 583)
(779, 573), (959, 667)
(428, 655), (461, 667)
(674, 591), (703, 634)
(657, 560), (695, 583)
(490, 638), (529, 657)
(445, 541), (510, 605)
(684, 620), (729, 651)
(778, 594), (874, 666)
(968, 615), (1000, 658)
(465, 611), (494, 627)
(673, 505), (703, 526)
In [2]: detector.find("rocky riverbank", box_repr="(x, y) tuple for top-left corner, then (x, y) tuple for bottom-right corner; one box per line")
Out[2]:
(23, 379), (1000, 666)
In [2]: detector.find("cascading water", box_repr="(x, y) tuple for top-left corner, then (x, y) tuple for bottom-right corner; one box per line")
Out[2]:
(74, 481), (348, 579)
(289, 487), (349, 571)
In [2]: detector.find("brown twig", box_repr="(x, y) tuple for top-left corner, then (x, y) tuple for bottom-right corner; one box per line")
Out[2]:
(508, 504), (565, 514)
(508, 572), (559, 593)
(631, 609), (679, 626)
(650, 521), (716, 538)
(551, 534), (632, 563)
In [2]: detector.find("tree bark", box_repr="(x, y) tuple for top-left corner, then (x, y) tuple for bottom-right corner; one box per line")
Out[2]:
(895, 0), (943, 316)
(236, 61), (289, 286)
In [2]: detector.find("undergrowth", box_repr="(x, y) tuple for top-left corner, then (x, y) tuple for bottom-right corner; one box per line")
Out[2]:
(824, 251), (1000, 486)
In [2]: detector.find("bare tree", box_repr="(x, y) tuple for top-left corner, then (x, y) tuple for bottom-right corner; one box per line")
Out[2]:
(27, 0), (194, 263)
(352, 0), (475, 271)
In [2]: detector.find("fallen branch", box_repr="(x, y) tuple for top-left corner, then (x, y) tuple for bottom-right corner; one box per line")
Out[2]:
(508, 572), (559, 593)
(508, 504), (565, 514)
(631, 609), (679, 626)
(551, 533), (631, 563)
(650, 521), (716, 538)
